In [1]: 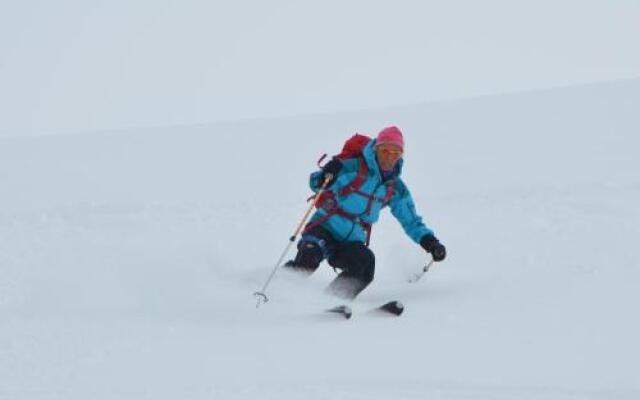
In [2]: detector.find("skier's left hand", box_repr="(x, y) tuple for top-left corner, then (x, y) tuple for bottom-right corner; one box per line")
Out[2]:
(420, 235), (446, 262)
(320, 157), (343, 186)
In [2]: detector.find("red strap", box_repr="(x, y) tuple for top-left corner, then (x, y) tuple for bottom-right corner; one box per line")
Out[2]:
(304, 156), (396, 247)
(335, 158), (396, 208)
(382, 180), (395, 204)
(303, 212), (335, 236)
(303, 208), (373, 247)
(353, 180), (395, 210)
(338, 157), (367, 197)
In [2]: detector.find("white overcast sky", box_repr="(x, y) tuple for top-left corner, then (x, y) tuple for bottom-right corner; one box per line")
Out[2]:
(1, 0), (639, 137)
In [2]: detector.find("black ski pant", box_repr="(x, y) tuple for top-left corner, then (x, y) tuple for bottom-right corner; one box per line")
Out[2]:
(284, 225), (375, 299)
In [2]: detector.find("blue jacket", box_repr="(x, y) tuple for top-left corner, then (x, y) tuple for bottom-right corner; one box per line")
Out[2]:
(308, 140), (434, 244)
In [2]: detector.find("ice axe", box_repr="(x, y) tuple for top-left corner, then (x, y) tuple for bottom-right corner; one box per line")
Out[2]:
(254, 175), (333, 308)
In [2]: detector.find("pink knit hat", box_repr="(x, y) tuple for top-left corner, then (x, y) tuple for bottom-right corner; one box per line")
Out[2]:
(376, 126), (404, 150)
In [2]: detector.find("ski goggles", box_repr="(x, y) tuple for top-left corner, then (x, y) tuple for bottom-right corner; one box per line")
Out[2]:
(377, 146), (403, 159)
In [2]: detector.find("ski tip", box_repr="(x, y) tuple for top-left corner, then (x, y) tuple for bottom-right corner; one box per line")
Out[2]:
(378, 301), (404, 316)
(325, 305), (352, 319)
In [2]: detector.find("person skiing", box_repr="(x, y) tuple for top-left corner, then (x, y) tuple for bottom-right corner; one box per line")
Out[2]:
(284, 126), (446, 299)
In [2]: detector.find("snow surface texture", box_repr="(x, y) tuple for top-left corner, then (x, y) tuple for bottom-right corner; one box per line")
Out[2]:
(1, 80), (639, 399)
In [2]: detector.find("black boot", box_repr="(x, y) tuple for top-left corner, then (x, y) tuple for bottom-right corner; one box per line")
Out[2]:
(326, 242), (375, 299)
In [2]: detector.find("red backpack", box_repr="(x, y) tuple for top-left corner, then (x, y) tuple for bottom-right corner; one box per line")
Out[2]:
(315, 133), (373, 202)
(334, 133), (372, 160)
(307, 134), (396, 245)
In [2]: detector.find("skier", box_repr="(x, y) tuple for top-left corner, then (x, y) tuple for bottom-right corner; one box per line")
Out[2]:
(284, 126), (446, 299)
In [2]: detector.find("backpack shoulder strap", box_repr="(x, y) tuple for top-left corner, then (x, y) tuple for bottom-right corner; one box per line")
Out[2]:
(338, 157), (368, 197)
(382, 179), (396, 205)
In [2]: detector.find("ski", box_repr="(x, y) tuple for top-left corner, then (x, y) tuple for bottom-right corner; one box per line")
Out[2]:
(373, 300), (404, 316)
(325, 304), (353, 319)
(324, 301), (404, 319)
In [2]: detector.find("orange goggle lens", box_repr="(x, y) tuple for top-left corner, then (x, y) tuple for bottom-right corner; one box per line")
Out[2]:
(378, 147), (403, 158)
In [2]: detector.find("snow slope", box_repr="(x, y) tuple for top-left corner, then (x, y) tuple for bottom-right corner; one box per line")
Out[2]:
(1, 79), (639, 399)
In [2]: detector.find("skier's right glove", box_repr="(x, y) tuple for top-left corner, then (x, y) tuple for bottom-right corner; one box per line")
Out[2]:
(320, 157), (343, 187)
(420, 234), (447, 262)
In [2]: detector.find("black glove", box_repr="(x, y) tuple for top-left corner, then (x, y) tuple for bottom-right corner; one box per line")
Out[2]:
(320, 158), (343, 186)
(420, 235), (446, 262)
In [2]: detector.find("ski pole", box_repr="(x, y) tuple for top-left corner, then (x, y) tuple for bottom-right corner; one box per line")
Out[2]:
(408, 258), (435, 283)
(254, 175), (333, 308)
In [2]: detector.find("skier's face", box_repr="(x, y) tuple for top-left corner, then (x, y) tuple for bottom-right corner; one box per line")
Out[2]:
(376, 143), (403, 171)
